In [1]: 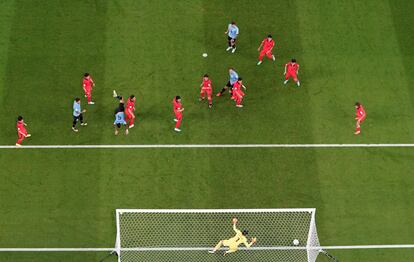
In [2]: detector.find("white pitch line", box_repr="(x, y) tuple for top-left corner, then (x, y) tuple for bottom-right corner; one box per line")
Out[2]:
(1, 144), (414, 149)
(0, 245), (414, 252)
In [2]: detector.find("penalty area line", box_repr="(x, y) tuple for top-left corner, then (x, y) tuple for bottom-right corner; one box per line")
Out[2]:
(0, 245), (414, 252)
(0, 144), (414, 149)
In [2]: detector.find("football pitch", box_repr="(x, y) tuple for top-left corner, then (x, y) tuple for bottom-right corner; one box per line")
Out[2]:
(0, 0), (413, 261)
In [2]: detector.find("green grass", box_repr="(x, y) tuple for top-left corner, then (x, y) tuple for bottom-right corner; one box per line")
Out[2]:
(0, 0), (413, 261)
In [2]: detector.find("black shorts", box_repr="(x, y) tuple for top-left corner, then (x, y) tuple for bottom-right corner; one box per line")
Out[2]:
(227, 36), (236, 43)
(226, 81), (234, 88)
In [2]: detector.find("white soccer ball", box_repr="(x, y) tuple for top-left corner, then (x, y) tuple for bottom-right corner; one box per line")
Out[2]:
(293, 239), (300, 246)
(202, 53), (208, 58)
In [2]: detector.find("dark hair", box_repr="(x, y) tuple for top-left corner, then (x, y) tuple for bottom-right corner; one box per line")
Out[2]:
(203, 74), (209, 78)
(175, 96), (181, 100)
(242, 230), (248, 236)
(231, 21), (236, 25)
(291, 58), (296, 63)
(75, 98), (81, 102)
(268, 34), (272, 38)
(17, 116), (23, 121)
(129, 95), (135, 100)
(238, 77), (242, 81)
(355, 102), (361, 107)
(84, 73), (90, 77)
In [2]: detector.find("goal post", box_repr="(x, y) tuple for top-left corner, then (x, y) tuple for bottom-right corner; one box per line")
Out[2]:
(114, 208), (321, 262)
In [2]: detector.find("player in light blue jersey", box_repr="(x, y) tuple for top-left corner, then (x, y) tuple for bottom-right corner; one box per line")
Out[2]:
(225, 21), (239, 53)
(114, 104), (129, 135)
(217, 68), (239, 97)
(72, 98), (87, 132)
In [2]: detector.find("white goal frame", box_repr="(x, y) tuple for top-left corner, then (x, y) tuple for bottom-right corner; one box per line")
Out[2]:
(115, 208), (320, 262)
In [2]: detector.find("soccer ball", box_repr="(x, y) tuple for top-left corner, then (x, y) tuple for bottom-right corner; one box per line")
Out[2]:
(202, 53), (208, 58)
(293, 239), (300, 246)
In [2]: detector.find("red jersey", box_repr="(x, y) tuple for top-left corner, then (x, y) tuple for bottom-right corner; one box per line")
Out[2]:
(173, 99), (182, 114)
(262, 39), (275, 51)
(17, 121), (27, 136)
(202, 79), (212, 90)
(356, 105), (366, 119)
(126, 98), (135, 113)
(232, 81), (244, 96)
(83, 78), (93, 90)
(286, 62), (299, 74)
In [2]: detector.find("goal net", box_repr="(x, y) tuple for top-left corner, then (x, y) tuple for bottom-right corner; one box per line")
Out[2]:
(115, 209), (321, 262)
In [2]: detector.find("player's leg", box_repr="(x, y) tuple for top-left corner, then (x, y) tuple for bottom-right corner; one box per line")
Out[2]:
(209, 240), (224, 253)
(231, 38), (236, 53)
(114, 123), (120, 135)
(266, 51), (275, 61)
(79, 113), (87, 126)
(226, 37), (232, 51)
(199, 90), (205, 101)
(129, 114), (135, 128)
(355, 120), (361, 135)
(257, 50), (266, 65)
(124, 123), (129, 135)
(207, 90), (212, 107)
(284, 72), (291, 85)
(174, 114), (182, 132)
(16, 134), (24, 146)
(217, 82), (231, 96)
(72, 116), (79, 132)
(293, 74), (300, 87)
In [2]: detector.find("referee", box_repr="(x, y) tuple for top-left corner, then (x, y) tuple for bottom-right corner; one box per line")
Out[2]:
(225, 21), (239, 53)
(72, 98), (87, 132)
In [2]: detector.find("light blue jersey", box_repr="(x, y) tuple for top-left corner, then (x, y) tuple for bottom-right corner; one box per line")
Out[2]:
(229, 70), (239, 85)
(114, 111), (127, 125)
(227, 24), (239, 39)
(73, 101), (81, 117)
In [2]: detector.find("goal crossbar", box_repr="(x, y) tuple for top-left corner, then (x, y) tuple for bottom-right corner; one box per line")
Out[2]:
(1, 244), (414, 252)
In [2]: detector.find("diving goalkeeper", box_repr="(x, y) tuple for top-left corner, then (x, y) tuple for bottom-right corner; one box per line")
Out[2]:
(209, 218), (257, 256)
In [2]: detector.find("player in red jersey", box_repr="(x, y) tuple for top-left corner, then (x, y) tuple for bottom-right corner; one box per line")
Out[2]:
(199, 74), (213, 108)
(231, 77), (246, 108)
(16, 116), (31, 147)
(82, 73), (95, 104)
(173, 96), (184, 132)
(354, 102), (366, 135)
(284, 59), (300, 87)
(257, 34), (276, 65)
(125, 95), (137, 128)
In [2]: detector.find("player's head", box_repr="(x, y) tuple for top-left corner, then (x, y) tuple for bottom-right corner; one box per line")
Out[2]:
(203, 74), (209, 80)
(267, 34), (272, 39)
(129, 95), (136, 101)
(355, 102), (361, 108)
(242, 230), (248, 236)
(175, 96), (181, 102)
(17, 116), (23, 121)
(75, 97), (81, 103)
(291, 58), (296, 63)
(84, 73), (90, 79)
(229, 67), (234, 73)
(231, 21), (236, 25)
(238, 77), (243, 82)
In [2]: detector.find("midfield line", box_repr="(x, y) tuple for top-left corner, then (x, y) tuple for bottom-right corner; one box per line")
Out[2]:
(0, 144), (414, 149)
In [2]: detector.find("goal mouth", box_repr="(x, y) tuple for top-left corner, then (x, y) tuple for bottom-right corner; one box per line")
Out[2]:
(115, 208), (320, 262)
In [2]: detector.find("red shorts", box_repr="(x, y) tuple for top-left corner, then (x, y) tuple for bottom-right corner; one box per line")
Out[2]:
(357, 116), (366, 123)
(175, 113), (182, 120)
(126, 112), (134, 120)
(201, 89), (212, 96)
(285, 71), (298, 82)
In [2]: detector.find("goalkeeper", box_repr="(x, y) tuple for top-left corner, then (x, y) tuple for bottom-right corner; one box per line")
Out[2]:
(209, 218), (257, 256)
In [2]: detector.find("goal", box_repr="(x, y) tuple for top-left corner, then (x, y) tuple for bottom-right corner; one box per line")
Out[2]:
(114, 209), (321, 262)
